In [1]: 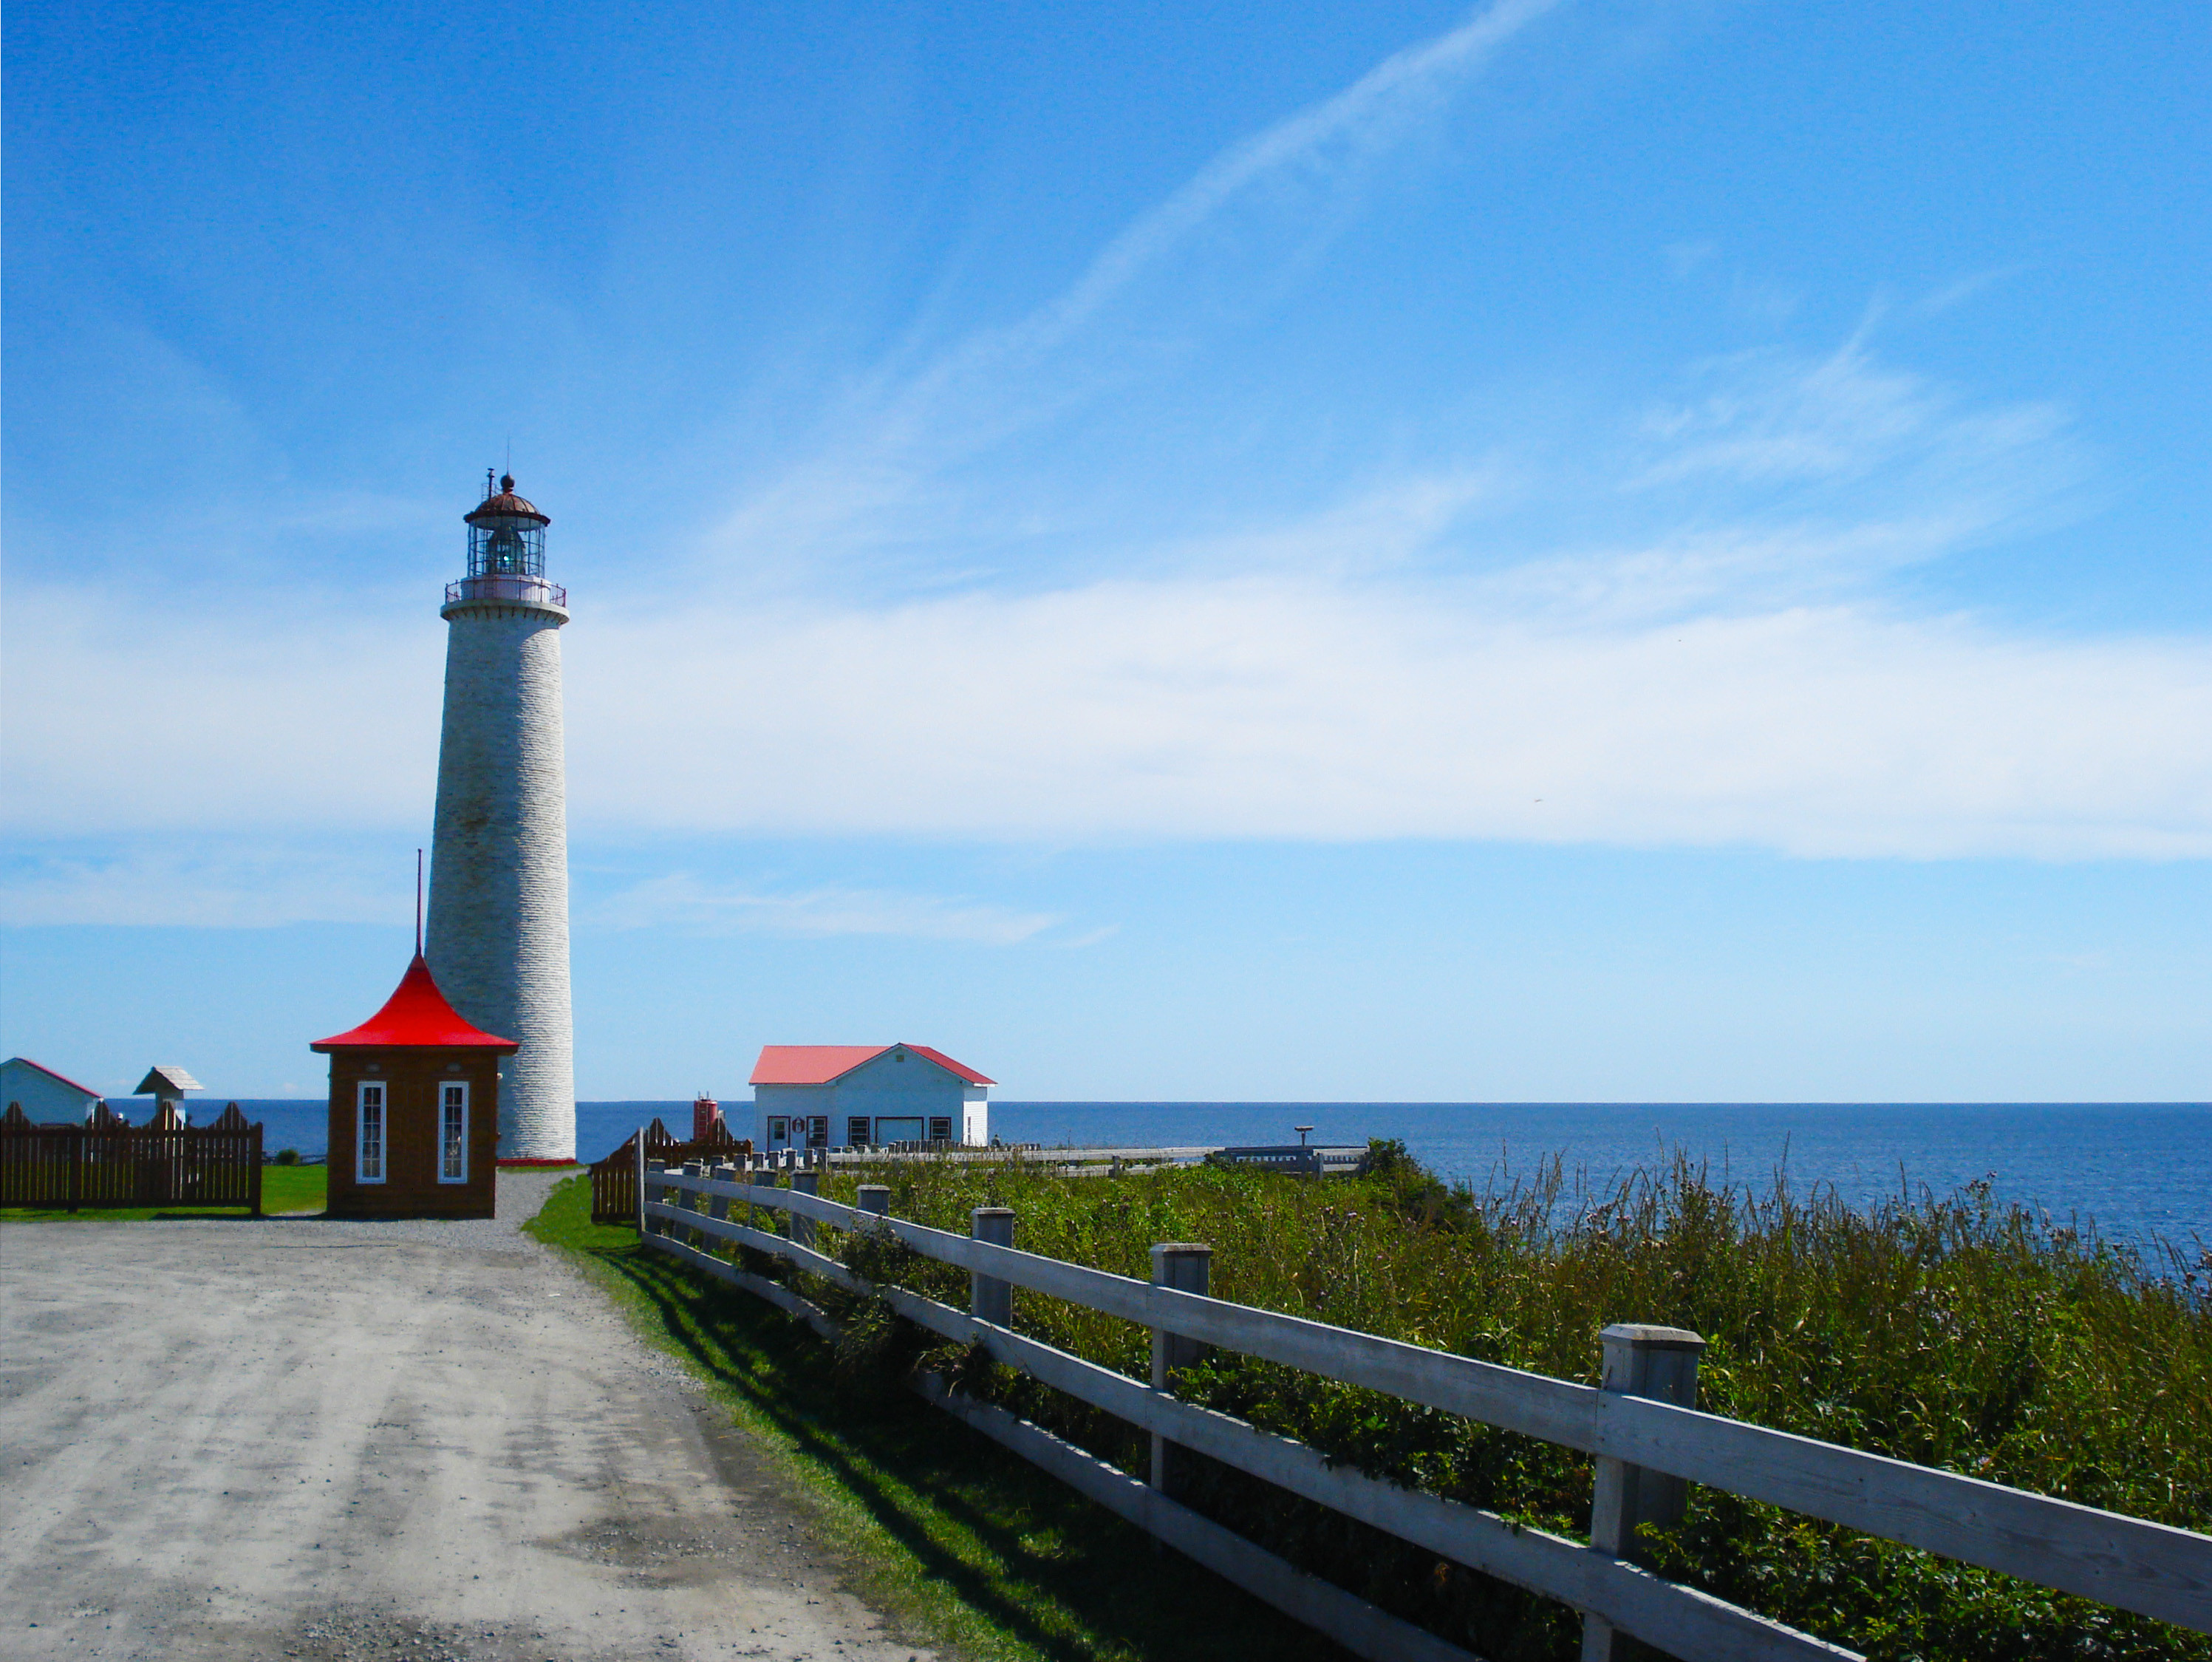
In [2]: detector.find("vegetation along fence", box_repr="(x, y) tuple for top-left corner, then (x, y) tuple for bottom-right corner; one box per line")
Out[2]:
(1, 1101), (264, 1213)
(636, 1154), (2212, 1662)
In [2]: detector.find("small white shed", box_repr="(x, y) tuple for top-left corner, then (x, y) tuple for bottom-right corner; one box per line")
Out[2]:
(134, 1065), (202, 1122)
(1, 1057), (105, 1124)
(751, 1045), (992, 1151)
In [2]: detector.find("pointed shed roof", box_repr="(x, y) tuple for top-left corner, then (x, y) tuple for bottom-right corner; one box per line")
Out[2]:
(750, 1044), (992, 1086)
(311, 954), (519, 1052)
(134, 1065), (202, 1095)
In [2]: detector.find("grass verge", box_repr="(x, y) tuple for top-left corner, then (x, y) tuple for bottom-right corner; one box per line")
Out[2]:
(819, 1147), (2211, 1662)
(524, 1171), (1345, 1662)
(0, 1163), (327, 1221)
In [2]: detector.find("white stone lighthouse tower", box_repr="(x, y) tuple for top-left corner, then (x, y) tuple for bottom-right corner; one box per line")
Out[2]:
(425, 472), (575, 1161)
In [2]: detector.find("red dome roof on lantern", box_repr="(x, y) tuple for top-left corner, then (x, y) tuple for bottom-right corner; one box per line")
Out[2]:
(464, 473), (550, 527)
(311, 954), (520, 1052)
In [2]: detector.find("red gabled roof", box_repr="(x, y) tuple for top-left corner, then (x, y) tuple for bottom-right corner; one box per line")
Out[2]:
(750, 1044), (994, 1087)
(904, 1045), (994, 1085)
(751, 1046), (887, 1085)
(310, 954), (519, 1052)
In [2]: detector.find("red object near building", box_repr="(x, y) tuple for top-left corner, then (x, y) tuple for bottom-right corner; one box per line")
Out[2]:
(311, 953), (517, 1219)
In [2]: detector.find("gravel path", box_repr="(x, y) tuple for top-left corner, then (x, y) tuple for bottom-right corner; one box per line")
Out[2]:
(0, 1171), (934, 1662)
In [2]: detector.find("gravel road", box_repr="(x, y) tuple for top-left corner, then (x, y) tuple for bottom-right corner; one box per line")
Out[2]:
(0, 1172), (935, 1662)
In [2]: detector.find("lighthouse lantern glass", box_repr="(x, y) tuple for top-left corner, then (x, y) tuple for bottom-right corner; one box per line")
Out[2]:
(468, 517), (545, 581)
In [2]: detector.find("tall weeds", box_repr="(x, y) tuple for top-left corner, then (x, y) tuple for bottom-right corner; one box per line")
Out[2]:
(798, 1146), (2208, 1662)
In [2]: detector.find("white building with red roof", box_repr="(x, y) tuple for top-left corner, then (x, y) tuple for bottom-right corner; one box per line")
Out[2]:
(0, 1057), (104, 1124)
(751, 1044), (993, 1151)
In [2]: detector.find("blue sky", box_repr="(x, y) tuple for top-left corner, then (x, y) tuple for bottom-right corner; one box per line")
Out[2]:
(4, 0), (2207, 1102)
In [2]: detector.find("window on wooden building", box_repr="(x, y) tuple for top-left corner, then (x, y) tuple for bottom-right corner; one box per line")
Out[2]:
(847, 1115), (870, 1147)
(808, 1115), (829, 1148)
(929, 1117), (952, 1142)
(357, 1082), (386, 1182)
(439, 1082), (469, 1182)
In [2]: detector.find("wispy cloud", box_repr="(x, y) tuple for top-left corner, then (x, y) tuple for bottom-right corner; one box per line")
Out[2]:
(552, 578), (2211, 859)
(591, 873), (1062, 945)
(4, 0), (2203, 917)
(0, 582), (442, 837)
(1629, 338), (2070, 496)
(1911, 264), (2031, 319)
(0, 839), (411, 927)
(7, 332), (2199, 871)
(1034, 0), (1563, 344)
(703, 0), (1563, 587)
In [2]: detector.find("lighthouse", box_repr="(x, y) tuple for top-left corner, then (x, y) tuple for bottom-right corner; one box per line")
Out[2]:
(424, 472), (575, 1162)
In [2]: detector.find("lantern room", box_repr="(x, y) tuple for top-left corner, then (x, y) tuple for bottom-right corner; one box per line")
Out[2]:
(311, 953), (517, 1219)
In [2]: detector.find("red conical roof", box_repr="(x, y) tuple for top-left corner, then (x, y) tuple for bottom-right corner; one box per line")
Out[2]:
(311, 954), (519, 1052)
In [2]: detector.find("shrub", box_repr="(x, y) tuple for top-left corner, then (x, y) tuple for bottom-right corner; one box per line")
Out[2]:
(810, 1149), (2208, 1662)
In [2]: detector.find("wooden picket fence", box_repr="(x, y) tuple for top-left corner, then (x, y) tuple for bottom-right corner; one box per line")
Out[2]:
(637, 1155), (2212, 1662)
(0, 1101), (264, 1213)
(587, 1120), (751, 1225)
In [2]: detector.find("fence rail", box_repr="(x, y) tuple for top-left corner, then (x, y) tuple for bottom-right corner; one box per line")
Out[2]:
(638, 1159), (2212, 1661)
(1, 1103), (264, 1213)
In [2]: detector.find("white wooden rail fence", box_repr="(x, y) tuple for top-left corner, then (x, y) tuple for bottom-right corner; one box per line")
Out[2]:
(635, 1154), (2212, 1662)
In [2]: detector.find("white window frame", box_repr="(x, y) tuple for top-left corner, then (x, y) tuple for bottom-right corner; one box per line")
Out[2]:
(437, 1080), (470, 1184)
(356, 1080), (388, 1184)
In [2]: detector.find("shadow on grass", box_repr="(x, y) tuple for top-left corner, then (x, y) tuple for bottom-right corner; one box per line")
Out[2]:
(534, 1189), (1347, 1662)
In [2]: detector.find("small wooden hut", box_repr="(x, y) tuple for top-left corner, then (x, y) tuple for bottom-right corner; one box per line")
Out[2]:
(311, 953), (516, 1219)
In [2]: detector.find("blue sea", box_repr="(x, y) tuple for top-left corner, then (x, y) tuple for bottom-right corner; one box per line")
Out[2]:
(182, 1098), (2209, 1256)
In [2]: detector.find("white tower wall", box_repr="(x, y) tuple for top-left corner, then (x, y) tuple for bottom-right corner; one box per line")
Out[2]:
(426, 594), (575, 1160)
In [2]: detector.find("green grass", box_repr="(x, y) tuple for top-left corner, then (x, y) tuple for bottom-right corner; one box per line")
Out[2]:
(524, 1171), (1349, 1662)
(801, 1147), (2211, 1662)
(0, 1162), (327, 1221)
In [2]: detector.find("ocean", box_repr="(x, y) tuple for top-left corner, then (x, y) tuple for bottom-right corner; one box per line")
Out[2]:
(174, 1097), (2209, 1256)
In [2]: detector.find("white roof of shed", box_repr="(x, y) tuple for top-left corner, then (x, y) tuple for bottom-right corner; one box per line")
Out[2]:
(134, 1065), (202, 1095)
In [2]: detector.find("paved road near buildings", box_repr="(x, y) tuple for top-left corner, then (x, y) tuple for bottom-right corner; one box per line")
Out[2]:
(0, 1172), (932, 1662)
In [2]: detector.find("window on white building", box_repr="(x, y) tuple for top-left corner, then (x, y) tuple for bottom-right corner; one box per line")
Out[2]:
(358, 1082), (386, 1183)
(439, 1082), (469, 1182)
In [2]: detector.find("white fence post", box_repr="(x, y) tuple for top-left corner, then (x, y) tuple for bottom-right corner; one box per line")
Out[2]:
(1582, 1324), (1706, 1662)
(748, 1157), (778, 1233)
(1150, 1242), (1213, 1497)
(679, 1160), (705, 1246)
(858, 1184), (890, 1220)
(707, 1161), (735, 1236)
(791, 1168), (819, 1252)
(971, 1208), (1015, 1327)
(631, 1129), (646, 1233)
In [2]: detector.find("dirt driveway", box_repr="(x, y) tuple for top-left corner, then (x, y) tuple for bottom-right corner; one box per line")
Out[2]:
(0, 1173), (932, 1662)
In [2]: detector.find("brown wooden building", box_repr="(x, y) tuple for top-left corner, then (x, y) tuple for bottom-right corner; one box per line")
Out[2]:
(311, 953), (517, 1219)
